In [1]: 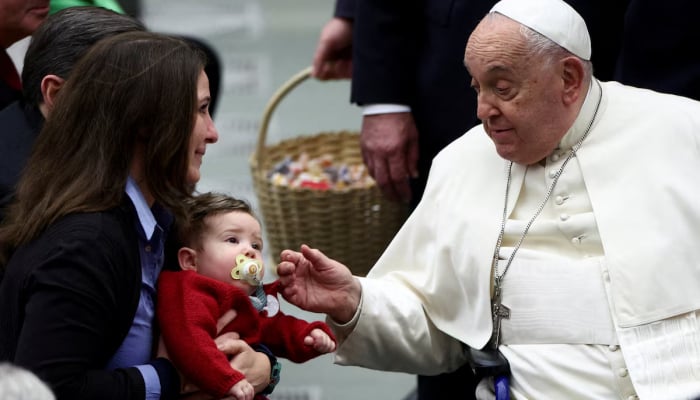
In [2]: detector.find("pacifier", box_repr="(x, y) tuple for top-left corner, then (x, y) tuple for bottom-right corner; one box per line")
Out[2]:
(231, 254), (264, 286)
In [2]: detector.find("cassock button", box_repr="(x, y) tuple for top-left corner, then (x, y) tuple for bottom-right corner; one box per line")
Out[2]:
(608, 345), (619, 352)
(548, 169), (558, 179)
(555, 195), (565, 205)
(627, 396), (638, 400)
(551, 153), (560, 162)
(571, 237), (580, 244)
(144, 245), (152, 253)
(560, 214), (570, 221)
(618, 368), (629, 377)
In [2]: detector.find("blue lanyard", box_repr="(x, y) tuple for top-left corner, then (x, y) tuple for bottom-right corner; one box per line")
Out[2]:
(495, 375), (510, 400)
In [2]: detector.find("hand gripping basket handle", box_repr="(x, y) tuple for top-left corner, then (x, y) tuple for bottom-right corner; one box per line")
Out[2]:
(255, 66), (313, 177)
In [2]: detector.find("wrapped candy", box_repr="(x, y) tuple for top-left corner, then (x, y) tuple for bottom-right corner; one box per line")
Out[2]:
(269, 152), (373, 190)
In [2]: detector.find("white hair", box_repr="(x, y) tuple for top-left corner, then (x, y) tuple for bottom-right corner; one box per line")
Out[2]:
(0, 363), (55, 400)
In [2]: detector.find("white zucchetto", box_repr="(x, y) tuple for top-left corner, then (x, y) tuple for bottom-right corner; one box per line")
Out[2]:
(490, 0), (592, 60)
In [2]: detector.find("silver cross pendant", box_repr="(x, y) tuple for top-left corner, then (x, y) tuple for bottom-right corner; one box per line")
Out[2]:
(489, 282), (510, 349)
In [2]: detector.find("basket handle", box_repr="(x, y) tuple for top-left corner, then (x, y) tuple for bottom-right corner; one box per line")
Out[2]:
(254, 66), (313, 175)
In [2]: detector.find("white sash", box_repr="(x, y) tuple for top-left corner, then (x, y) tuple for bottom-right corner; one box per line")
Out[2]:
(615, 309), (700, 399)
(499, 255), (617, 345)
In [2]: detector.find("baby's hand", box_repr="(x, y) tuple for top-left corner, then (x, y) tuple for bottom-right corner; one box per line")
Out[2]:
(228, 379), (254, 400)
(303, 328), (337, 353)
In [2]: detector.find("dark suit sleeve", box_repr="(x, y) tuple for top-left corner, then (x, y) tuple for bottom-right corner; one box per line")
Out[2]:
(350, 0), (421, 105)
(334, 0), (356, 19)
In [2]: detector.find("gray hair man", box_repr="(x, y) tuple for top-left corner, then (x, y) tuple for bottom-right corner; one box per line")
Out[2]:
(275, 0), (700, 398)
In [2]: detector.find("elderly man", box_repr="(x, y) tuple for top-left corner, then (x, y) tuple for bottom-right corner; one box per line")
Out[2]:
(276, 0), (700, 398)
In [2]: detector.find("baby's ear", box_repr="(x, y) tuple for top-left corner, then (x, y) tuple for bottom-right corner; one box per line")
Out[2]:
(178, 247), (198, 271)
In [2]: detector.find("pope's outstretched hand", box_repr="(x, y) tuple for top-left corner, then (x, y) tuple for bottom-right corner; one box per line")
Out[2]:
(277, 244), (362, 324)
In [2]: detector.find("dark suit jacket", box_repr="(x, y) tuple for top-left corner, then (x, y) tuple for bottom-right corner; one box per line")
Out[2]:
(0, 49), (22, 111)
(614, 0), (700, 100)
(0, 80), (21, 112)
(0, 100), (43, 222)
(347, 0), (628, 205)
(0, 198), (180, 400)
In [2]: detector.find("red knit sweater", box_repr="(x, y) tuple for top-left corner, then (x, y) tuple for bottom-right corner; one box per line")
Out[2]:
(157, 270), (335, 398)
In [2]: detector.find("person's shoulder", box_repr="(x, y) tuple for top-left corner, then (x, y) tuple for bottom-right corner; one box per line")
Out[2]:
(18, 203), (138, 266)
(47, 204), (132, 239)
(4, 205), (140, 288)
(604, 80), (700, 109)
(0, 101), (37, 148)
(158, 270), (223, 298)
(600, 80), (700, 143)
(0, 100), (22, 120)
(432, 125), (493, 165)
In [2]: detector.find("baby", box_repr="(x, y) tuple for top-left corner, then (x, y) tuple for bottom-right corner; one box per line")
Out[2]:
(157, 192), (336, 400)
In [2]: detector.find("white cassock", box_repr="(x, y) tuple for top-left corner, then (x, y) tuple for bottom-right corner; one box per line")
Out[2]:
(330, 80), (700, 400)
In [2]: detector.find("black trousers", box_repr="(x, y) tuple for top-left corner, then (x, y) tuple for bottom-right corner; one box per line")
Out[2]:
(417, 364), (478, 400)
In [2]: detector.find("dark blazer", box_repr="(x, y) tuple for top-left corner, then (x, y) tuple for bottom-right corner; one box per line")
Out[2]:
(0, 49), (22, 111)
(348, 0), (627, 206)
(0, 100), (43, 222)
(0, 80), (21, 111)
(614, 0), (700, 100)
(0, 198), (179, 400)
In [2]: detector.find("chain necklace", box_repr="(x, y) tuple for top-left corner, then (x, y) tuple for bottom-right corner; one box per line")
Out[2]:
(489, 80), (603, 348)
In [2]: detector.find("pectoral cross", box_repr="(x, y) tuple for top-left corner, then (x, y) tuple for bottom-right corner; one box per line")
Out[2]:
(489, 282), (510, 349)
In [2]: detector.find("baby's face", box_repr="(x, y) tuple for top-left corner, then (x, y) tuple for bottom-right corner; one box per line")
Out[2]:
(196, 211), (264, 290)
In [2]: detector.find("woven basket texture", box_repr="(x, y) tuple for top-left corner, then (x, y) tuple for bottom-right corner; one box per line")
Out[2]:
(250, 68), (408, 276)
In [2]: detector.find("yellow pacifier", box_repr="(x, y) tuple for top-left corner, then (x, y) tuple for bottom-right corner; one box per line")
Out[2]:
(231, 254), (264, 286)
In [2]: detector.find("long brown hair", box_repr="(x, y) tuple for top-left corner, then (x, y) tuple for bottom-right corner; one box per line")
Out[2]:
(0, 31), (206, 264)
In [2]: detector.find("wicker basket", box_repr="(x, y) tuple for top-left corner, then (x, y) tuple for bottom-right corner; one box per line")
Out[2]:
(249, 66), (409, 276)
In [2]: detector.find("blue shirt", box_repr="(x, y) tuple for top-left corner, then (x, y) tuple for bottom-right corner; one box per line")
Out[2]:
(105, 177), (172, 399)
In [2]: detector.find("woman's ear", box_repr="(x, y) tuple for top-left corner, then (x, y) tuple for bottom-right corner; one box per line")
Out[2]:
(178, 247), (198, 271)
(40, 74), (65, 115)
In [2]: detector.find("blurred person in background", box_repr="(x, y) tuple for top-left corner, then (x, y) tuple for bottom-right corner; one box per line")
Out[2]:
(0, 0), (50, 109)
(0, 6), (146, 222)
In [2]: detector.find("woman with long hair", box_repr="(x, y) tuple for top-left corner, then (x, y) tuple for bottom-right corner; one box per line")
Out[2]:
(0, 31), (271, 399)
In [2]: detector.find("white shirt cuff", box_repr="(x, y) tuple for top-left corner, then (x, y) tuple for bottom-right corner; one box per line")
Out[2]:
(362, 104), (411, 115)
(325, 288), (364, 343)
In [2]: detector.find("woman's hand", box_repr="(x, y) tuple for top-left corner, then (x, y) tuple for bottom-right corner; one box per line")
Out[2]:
(214, 310), (271, 394)
(214, 336), (271, 393)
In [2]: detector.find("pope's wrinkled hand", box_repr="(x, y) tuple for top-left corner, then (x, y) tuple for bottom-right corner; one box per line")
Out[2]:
(277, 244), (362, 324)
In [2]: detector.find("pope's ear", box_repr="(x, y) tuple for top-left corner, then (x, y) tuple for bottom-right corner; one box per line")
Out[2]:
(178, 247), (198, 271)
(40, 74), (65, 113)
(561, 56), (585, 106)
